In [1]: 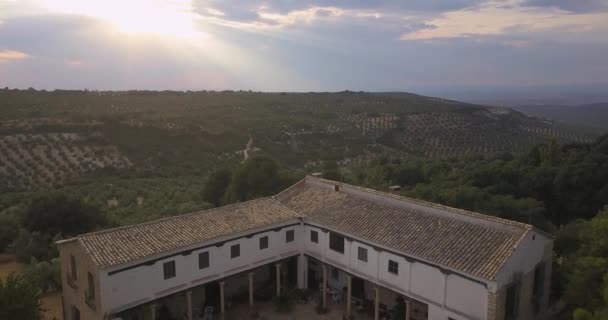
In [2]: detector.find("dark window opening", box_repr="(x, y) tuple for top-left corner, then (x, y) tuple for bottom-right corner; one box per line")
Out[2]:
(505, 282), (520, 319)
(329, 232), (344, 253)
(231, 244), (240, 258)
(199, 252), (209, 269)
(358, 247), (368, 262)
(260, 236), (269, 249)
(71, 305), (80, 320)
(286, 230), (294, 243)
(163, 261), (176, 280)
(388, 260), (399, 275)
(70, 255), (77, 280)
(533, 262), (545, 296)
(87, 272), (95, 300)
(310, 230), (318, 243)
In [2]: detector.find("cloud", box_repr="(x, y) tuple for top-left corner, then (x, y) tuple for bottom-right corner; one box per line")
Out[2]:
(400, 0), (608, 41)
(192, 0), (483, 29)
(522, 0), (608, 13)
(0, 49), (29, 62)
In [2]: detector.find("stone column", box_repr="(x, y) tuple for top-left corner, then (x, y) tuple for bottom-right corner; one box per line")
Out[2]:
(220, 281), (226, 315)
(186, 290), (193, 320)
(150, 302), (157, 320)
(346, 275), (352, 319)
(322, 264), (328, 309)
(275, 263), (281, 296)
(374, 287), (380, 320)
(297, 254), (308, 289)
(404, 299), (411, 320)
(249, 272), (255, 307)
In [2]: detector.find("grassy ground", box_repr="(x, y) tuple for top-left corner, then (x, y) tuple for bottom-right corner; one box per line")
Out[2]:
(0, 254), (63, 320)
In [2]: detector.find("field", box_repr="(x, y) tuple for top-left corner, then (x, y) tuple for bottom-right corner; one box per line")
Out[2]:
(0, 254), (63, 320)
(0, 89), (597, 195)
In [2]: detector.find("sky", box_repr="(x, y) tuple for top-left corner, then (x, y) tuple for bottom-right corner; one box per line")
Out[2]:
(0, 0), (607, 93)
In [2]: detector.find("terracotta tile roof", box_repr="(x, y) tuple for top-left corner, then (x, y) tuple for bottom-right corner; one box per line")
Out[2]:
(71, 198), (300, 268)
(276, 177), (530, 280)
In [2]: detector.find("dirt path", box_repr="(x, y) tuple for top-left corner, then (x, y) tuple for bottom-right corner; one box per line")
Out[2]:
(242, 134), (253, 163)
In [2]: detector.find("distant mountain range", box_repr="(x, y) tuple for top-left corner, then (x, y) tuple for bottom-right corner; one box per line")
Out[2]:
(511, 103), (608, 131)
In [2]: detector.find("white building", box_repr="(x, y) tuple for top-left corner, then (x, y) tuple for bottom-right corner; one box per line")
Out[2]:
(58, 176), (553, 320)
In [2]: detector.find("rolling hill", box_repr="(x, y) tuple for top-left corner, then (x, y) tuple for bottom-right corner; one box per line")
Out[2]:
(0, 89), (597, 192)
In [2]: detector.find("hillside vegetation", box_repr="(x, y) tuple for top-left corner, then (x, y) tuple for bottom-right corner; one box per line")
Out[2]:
(0, 89), (596, 192)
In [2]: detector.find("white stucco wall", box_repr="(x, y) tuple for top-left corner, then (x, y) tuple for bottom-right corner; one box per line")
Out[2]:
(100, 221), (302, 314)
(496, 230), (551, 287)
(446, 274), (488, 319)
(303, 222), (490, 320)
(93, 214), (548, 320)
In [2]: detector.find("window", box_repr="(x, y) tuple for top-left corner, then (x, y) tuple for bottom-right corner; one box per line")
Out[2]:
(87, 272), (95, 300)
(198, 252), (209, 269)
(71, 305), (80, 320)
(505, 282), (520, 319)
(358, 247), (368, 262)
(70, 255), (77, 280)
(286, 230), (294, 243)
(388, 260), (399, 275)
(329, 232), (344, 253)
(163, 261), (176, 280)
(310, 230), (318, 243)
(231, 244), (240, 258)
(332, 267), (339, 280)
(259, 236), (269, 250)
(533, 262), (545, 296)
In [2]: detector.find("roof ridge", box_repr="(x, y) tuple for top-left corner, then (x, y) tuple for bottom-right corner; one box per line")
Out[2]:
(304, 175), (533, 231)
(66, 197), (274, 241)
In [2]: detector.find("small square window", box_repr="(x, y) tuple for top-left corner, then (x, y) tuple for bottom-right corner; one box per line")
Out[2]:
(199, 252), (209, 269)
(260, 236), (269, 250)
(329, 232), (345, 253)
(163, 261), (176, 279)
(388, 260), (399, 275)
(286, 230), (294, 243)
(231, 244), (240, 258)
(358, 247), (368, 262)
(310, 230), (318, 243)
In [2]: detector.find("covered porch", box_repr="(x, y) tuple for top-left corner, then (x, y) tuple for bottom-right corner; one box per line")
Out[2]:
(114, 255), (426, 320)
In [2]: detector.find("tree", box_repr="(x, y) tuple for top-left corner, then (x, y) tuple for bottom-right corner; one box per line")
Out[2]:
(13, 229), (56, 263)
(0, 212), (19, 252)
(24, 258), (61, 293)
(22, 194), (105, 237)
(0, 273), (44, 320)
(201, 168), (232, 206)
(226, 156), (282, 202)
(321, 161), (341, 181)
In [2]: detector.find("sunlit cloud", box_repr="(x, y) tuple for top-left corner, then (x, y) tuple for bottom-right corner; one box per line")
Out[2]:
(0, 49), (29, 62)
(401, 0), (608, 40)
(36, 0), (208, 40)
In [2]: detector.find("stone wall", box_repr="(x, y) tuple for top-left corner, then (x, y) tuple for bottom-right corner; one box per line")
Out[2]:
(59, 240), (103, 320)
